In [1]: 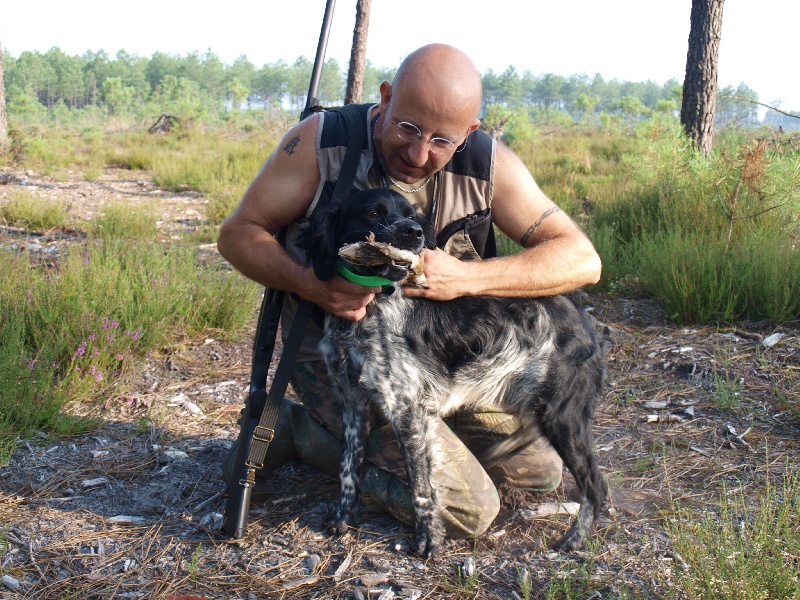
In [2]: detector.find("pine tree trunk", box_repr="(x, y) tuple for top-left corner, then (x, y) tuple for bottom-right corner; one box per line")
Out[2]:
(681, 0), (725, 157)
(0, 41), (9, 149)
(345, 0), (371, 105)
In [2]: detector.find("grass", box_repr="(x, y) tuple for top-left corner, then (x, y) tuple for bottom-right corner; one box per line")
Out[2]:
(539, 538), (631, 600)
(667, 465), (800, 599)
(513, 119), (800, 323)
(0, 123), (271, 452)
(0, 188), (71, 231)
(149, 131), (275, 224)
(91, 201), (160, 241)
(0, 236), (259, 447)
(2, 115), (797, 451)
(98, 128), (278, 224)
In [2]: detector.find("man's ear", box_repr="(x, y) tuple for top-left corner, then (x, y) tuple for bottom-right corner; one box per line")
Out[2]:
(378, 80), (392, 113)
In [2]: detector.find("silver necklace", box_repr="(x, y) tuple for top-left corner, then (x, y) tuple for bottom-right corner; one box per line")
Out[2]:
(386, 172), (434, 194)
(373, 117), (434, 194)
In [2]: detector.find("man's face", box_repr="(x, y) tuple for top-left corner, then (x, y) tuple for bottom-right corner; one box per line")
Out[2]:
(375, 82), (477, 184)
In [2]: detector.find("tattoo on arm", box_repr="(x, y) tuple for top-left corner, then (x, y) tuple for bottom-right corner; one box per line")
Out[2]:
(520, 207), (562, 246)
(283, 136), (300, 156)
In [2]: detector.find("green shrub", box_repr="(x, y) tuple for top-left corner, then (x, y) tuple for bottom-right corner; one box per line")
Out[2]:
(580, 120), (800, 322)
(91, 202), (160, 241)
(0, 240), (259, 444)
(0, 188), (70, 231)
(667, 468), (800, 599)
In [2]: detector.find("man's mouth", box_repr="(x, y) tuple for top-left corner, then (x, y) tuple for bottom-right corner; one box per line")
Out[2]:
(392, 156), (428, 180)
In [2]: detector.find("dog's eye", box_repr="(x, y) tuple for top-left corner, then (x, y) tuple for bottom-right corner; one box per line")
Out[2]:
(366, 210), (381, 220)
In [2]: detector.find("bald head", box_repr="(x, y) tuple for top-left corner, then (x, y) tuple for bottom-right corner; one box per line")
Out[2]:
(392, 44), (483, 119)
(374, 44), (483, 183)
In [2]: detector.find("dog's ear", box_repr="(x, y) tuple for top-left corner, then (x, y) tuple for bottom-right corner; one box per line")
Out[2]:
(298, 205), (341, 281)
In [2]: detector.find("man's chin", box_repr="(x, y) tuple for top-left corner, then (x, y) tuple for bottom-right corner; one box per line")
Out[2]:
(389, 161), (431, 183)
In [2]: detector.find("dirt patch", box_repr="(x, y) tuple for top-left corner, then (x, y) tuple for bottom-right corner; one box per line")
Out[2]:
(1, 170), (799, 599)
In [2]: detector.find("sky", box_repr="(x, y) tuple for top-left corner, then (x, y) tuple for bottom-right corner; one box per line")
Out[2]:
(1, 0), (798, 115)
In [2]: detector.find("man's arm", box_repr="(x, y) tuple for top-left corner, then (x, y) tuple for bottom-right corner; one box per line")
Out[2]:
(217, 115), (382, 321)
(403, 143), (601, 300)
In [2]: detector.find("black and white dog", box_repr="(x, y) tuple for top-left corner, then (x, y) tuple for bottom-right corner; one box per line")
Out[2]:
(300, 188), (607, 558)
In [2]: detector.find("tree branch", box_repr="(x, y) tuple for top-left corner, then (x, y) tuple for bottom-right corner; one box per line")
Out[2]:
(719, 95), (800, 119)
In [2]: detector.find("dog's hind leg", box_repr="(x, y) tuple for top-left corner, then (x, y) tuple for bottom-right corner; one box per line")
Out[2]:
(539, 404), (607, 551)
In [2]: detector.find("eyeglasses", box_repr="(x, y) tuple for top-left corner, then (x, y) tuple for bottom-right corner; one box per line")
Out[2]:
(390, 120), (468, 156)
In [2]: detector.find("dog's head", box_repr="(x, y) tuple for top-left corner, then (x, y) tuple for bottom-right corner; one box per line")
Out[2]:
(300, 188), (435, 283)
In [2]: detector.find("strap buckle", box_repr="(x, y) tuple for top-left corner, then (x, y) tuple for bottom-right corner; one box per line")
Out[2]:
(239, 466), (257, 487)
(253, 426), (275, 443)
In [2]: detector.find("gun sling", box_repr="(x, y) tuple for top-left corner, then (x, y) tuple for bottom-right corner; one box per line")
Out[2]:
(221, 103), (365, 538)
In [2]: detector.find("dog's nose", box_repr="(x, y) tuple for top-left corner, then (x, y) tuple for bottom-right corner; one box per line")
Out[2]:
(397, 221), (423, 239)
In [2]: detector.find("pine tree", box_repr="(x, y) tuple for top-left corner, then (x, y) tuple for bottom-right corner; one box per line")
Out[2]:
(345, 0), (371, 105)
(0, 39), (9, 149)
(680, 0), (725, 156)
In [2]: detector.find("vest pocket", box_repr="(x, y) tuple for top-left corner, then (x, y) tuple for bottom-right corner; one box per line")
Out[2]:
(436, 208), (497, 260)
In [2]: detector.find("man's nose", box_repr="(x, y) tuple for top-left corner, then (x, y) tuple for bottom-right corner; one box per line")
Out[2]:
(405, 138), (431, 166)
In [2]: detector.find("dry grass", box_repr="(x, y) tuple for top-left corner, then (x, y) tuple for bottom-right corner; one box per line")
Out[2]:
(1, 163), (798, 599)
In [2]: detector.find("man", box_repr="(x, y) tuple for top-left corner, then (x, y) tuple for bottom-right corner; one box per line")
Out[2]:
(217, 44), (601, 538)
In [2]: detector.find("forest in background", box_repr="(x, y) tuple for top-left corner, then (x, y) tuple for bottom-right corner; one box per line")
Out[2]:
(3, 46), (798, 131)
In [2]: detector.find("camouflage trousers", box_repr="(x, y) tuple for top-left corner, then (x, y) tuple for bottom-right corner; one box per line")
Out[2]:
(287, 359), (563, 539)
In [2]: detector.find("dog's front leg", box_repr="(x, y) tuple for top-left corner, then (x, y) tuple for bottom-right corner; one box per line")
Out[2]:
(394, 407), (444, 558)
(332, 391), (370, 534)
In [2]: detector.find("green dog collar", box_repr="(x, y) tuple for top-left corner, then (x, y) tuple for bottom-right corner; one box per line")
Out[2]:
(336, 263), (394, 287)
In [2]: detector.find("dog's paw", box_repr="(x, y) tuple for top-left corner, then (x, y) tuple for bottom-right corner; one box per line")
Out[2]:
(411, 520), (444, 559)
(551, 524), (587, 552)
(329, 519), (351, 536)
(328, 510), (358, 536)
(411, 531), (439, 559)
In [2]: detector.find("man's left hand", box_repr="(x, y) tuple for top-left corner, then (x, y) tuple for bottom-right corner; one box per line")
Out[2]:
(402, 248), (466, 301)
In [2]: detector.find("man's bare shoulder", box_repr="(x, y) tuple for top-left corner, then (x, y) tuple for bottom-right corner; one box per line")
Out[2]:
(231, 115), (323, 232)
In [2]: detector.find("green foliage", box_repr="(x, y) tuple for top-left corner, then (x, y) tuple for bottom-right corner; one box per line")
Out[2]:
(91, 202), (160, 241)
(0, 316), (92, 443)
(482, 104), (537, 146)
(0, 240), (259, 443)
(0, 188), (70, 230)
(148, 131), (276, 224)
(667, 467), (800, 599)
(511, 117), (799, 324)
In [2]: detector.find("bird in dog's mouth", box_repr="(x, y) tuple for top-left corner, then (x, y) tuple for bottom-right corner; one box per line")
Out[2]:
(337, 233), (428, 287)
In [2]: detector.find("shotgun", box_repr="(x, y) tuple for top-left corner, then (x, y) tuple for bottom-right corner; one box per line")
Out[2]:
(221, 0), (338, 539)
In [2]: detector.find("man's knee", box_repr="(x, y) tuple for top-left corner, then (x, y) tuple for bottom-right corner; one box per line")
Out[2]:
(449, 411), (564, 493)
(440, 483), (500, 539)
(360, 463), (500, 540)
(488, 444), (563, 492)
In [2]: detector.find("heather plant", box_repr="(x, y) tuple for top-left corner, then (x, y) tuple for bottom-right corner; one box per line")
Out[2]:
(150, 131), (275, 224)
(60, 317), (144, 401)
(667, 465), (800, 599)
(0, 188), (70, 231)
(91, 201), (160, 241)
(0, 315), (94, 440)
(512, 117), (799, 322)
(0, 239), (259, 445)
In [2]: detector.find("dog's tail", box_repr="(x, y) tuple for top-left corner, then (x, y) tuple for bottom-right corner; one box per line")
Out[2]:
(475, 426), (540, 470)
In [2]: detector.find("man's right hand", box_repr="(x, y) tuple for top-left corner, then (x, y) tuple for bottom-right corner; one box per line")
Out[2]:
(310, 277), (382, 321)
